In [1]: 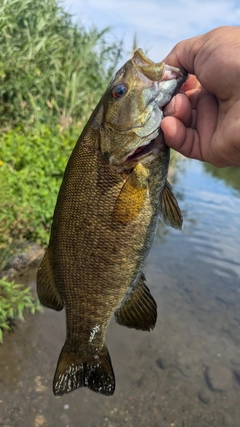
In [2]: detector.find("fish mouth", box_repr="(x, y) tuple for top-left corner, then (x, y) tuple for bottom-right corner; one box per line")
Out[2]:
(123, 132), (164, 165)
(126, 139), (157, 162)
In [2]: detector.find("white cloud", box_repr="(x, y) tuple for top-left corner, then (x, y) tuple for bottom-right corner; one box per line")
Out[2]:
(63, 0), (240, 61)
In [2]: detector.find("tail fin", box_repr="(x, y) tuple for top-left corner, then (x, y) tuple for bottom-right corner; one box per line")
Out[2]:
(53, 343), (115, 396)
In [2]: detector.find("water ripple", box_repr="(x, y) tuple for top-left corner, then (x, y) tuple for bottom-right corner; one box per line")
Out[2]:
(167, 160), (240, 281)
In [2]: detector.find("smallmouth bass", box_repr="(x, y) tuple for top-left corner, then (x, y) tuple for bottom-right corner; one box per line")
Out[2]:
(37, 49), (187, 396)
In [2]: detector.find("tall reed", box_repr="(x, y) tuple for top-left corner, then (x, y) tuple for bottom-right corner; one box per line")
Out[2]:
(0, 0), (122, 130)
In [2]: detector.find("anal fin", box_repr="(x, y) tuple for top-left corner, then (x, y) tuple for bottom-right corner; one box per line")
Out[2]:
(114, 273), (157, 331)
(37, 248), (64, 311)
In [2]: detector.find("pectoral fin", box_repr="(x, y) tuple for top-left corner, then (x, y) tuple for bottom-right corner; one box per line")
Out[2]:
(36, 248), (64, 311)
(160, 181), (183, 230)
(112, 163), (149, 223)
(114, 273), (157, 331)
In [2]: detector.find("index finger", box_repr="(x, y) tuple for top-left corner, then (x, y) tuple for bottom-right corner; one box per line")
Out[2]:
(181, 75), (202, 92)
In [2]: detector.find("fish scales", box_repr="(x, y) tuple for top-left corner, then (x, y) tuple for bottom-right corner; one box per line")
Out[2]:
(52, 138), (163, 328)
(37, 49), (187, 396)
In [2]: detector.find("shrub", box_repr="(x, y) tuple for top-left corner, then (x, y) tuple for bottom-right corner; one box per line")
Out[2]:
(0, 125), (80, 250)
(0, 276), (42, 343)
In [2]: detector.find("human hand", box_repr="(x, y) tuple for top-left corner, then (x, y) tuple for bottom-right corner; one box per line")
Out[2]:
(161, 26), (240, 167)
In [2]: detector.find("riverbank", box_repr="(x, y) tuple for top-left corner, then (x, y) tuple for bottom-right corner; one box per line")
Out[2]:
(1, 243), (45, 280)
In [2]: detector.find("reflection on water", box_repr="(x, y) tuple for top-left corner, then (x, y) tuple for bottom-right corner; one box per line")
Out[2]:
(204, 163), (240, 193)
(1, 158), (240, 427)
(179, 160), (240, 279)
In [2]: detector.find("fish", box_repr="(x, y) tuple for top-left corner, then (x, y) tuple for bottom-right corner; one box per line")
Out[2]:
(37, 49), (187, 397)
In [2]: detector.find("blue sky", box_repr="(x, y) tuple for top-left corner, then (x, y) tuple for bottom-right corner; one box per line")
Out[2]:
(63, 0), (240, 64)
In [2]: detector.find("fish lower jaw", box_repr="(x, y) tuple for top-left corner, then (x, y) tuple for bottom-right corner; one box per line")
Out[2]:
(125, 138), (158, 162)
(114, 133), (165, 171)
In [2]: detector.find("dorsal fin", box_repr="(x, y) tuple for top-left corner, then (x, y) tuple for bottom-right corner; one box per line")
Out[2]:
(160, 181), (183, 230)
(114, 273), (157, 331)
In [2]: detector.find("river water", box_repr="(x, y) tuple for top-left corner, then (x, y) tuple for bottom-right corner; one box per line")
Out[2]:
(1, 157), (240, 427)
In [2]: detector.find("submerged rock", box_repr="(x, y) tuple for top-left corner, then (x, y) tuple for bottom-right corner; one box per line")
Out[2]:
(205, 365), (233, 392)
(198, 388), (213, 404)
(156, 357), (168, 370)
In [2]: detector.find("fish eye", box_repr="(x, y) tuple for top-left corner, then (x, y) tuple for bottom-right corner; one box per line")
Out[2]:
(112, 83), (128, 99)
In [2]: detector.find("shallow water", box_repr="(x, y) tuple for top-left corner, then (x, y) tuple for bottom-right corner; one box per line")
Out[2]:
(1, 158), (240, 427)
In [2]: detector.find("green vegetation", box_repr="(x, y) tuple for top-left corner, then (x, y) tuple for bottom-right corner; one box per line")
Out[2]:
(0, 0), (121, 130)
(0, 125), (80, 252)
(0, 0), (122, 339)
(0, 276), (42, 342)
